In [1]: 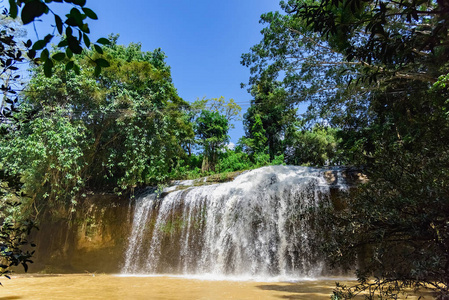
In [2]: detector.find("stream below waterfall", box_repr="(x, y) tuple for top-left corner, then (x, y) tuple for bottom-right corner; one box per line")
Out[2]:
(1, 275), (432, 300)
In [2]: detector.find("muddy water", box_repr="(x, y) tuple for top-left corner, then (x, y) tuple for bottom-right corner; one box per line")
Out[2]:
(0, 275), (432, 300)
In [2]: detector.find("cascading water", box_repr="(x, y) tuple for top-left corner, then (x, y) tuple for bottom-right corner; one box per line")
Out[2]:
(122, 165), (348, 280)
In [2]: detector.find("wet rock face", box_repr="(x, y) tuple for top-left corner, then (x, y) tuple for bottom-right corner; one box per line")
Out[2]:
(342, 169), (368, 185)
(324, 168), (367, 186)
(323, 170), (338, 185)
(28, 194), (133, 274)
(323, 168), (366, 211)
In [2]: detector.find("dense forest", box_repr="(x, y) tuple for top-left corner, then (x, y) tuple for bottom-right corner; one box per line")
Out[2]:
(1, 0), (449, 299)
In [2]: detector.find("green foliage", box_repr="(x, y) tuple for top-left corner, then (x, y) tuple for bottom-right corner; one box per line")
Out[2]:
(0, 18), (33, 121)
(322, 125), (449, 298)
(1, 107), (85, 210)
(246, 0), (449, 298)
(206, 96), (242, 129)
(1, 38), (194, 214)
(241, 5), (363, 128)
(195, 110), (229, 172)
(242, 80), (297, 161)
(168, 155), (203, 180)
(241, 113), (267, 156)
(216, 149), (252, 173)
(0, 187), (36, 281)
(6, 0), (107, 77)
(285, 124), (342, 166)
(192, 96), (242, 129)
(0, 0), (102, 283)
(0, 213), (36, 278)
(252, 151), (271, 167)
(270, 154), (284, 166)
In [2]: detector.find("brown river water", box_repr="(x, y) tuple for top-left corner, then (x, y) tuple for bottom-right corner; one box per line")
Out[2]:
(0, 275), (434, 300)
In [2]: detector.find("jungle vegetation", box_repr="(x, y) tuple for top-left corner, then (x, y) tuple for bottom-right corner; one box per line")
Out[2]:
(241, 0), (449, 298)
(1, 0), (449, 299)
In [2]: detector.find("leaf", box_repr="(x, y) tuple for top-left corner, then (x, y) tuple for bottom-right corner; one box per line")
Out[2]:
(52, 52), (66, 61)
(40, 48), (49, 61)
(44, 58), (53, 77)
(94, 44), (103, 54)
(82, 7), (97, 20)
(22, 263), (28, 273)
(65, 16), (77, 26)
(25, 39), (32, 48)
(95, 58), (110, 67)
(21, 1), (48, 24)
(44, 34), (53, 43)
(72, 0), (86, 6)
(55, 14), (63, 34)
(96, 38), (110, 45)
(67, 36), (83, 54)
(66, 47), (73, 59)
(69, 7), (84, 26)
(58, 39), (68, 47)
(8, 0), (18, 18)
(94, 64), (101, 77)
(73, 63), (80, 75)
(32, 39), (48, 51)
(27, 49), (36, 59)
(65, 26), (73, 37)
(83, 33), (90, 48)
(80, 23), (90, 33)
(65, 60), (74, 71)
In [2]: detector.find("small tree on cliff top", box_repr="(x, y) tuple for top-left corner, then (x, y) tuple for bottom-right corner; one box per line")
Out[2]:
(195, 110), (229, 172)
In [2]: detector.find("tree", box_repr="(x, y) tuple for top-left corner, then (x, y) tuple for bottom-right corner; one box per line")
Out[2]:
(245, 0), (449, 298)
(192, 96), (242, 129)
(241, 5), (366, 129)
(242, 79), (296, 161)
(240, 113), (267, 155)
(0, 0), (103, 283)
(195, 110), (229, 172)
(284, 124), (342, 166)
(0, 37), (194, 216)
(206, 96), (242, 128)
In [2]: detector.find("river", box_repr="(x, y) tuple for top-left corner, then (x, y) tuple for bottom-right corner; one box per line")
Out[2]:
(0, 275), (433, 299)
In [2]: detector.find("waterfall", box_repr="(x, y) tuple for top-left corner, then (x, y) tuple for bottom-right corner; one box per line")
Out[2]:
(122, 165), (347, 280)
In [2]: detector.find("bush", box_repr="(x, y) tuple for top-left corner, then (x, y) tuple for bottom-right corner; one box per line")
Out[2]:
(217, 150), (252, 173)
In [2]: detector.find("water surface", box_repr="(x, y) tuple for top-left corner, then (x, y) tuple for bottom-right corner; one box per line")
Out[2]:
(0, 275), (431, 300)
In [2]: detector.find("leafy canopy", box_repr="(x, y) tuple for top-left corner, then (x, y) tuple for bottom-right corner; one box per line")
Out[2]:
(244, 0), (449, 298)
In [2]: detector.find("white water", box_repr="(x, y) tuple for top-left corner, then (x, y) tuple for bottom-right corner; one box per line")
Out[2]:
(122, 165), (347, 280)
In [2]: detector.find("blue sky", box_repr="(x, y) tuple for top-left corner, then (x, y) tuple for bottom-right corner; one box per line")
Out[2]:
(28, 0), (282, 144)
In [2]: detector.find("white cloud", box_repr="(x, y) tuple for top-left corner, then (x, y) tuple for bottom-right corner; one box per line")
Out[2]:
(226, 142), (236, 150)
